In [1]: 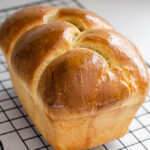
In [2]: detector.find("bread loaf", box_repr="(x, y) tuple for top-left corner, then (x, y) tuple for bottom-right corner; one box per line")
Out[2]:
(0, 6), (149, 150)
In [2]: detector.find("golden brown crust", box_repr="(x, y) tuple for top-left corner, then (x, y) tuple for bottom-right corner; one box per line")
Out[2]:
(38, 49), (130, 112)
(57, 7), (114, 31)
(1, 5), (149, 116)
(76, 28), (149, 97)
(10, 67), (141, 150)
(0, 5), (57, 58)
(11, 21), (79, 90)
(0, 5), (149, 150)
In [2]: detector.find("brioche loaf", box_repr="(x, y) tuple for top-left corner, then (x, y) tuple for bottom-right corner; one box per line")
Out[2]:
(0, 6), (149, 150)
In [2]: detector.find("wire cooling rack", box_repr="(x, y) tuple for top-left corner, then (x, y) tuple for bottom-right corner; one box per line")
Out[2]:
(0, 0), (150, 150)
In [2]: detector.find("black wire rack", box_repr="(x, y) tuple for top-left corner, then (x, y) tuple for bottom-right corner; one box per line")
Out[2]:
(0, 0), (150, 150)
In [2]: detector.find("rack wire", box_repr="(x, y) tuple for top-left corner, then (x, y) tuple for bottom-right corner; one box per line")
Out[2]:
(0, 0), (150, 149)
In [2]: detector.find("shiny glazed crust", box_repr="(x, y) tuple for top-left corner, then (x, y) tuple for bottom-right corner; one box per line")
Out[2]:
(0, 6), (149, 150)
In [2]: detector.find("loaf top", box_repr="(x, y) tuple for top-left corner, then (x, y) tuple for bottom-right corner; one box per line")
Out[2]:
(0, 6), (149, 120)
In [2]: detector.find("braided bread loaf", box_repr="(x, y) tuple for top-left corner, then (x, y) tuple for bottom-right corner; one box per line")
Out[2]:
(0, 6), (149, 150)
